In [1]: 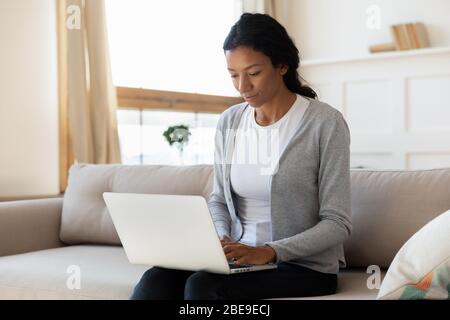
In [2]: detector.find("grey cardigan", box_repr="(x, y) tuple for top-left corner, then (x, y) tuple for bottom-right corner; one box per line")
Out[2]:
(207, 97), (352, 274)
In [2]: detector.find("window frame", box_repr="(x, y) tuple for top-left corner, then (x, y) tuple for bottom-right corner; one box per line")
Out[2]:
(58, 86), (242, 192)
(116, 87), (242, 113)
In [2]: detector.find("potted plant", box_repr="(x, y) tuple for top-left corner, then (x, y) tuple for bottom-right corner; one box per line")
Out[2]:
(162, 124), (191, 164)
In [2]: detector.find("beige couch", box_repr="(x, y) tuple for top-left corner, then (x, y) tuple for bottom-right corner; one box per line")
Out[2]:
(0, 164), (449, 300)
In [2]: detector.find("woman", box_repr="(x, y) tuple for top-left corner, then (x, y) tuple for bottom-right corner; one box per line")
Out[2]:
(131, 13), (352, 300)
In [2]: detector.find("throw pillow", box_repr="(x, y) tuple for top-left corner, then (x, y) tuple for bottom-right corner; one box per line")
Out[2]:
(377, 209), (450, 299)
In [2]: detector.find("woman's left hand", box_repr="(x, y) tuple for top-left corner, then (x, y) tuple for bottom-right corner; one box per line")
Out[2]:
(223, 242), (276, 266)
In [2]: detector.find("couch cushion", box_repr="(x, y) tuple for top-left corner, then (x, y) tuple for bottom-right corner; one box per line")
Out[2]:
(60, 164), (213, 245)
(277, 268), (386, 300)
(0, 245), (149, 299)
(345, 168), (450, 268)
(0, 245), (384, 300)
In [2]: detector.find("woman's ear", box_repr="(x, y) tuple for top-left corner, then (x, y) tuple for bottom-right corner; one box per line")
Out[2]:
(280, 65), (288, 76)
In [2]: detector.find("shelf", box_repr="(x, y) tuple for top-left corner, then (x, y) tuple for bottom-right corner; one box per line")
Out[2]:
(301, 46), (450, 67)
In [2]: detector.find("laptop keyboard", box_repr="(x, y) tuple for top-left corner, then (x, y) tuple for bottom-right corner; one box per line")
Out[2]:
(228, 263), (252, 269)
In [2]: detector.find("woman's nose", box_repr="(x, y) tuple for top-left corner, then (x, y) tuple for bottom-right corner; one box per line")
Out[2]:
(238, 76), (252, 93)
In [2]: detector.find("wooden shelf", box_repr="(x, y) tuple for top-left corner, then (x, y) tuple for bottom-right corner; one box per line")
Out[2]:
(302, 46), (450, 67)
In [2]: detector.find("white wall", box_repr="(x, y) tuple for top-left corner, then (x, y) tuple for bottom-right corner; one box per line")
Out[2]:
(0, 0), (59, 197)
(279, 0), (450, 60)
(286, 0), (450, 170)
(301, 48), (450, 170)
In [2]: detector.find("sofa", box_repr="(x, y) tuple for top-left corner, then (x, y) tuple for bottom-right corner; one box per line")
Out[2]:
(0, 163), (449, 300)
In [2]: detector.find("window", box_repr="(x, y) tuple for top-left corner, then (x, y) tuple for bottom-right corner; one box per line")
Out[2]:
(117, 109), (220, 165)
(106, 0), (238, 96)
(106, 0), (241, 165)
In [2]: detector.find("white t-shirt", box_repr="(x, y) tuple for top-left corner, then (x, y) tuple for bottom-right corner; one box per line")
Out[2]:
(230, 94), (309, 246)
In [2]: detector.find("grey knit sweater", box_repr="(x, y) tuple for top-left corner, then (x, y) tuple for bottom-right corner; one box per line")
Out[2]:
(207, 97), (352, 274)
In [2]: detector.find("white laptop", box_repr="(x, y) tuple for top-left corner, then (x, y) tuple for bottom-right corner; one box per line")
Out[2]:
(103, 192), (277, 274)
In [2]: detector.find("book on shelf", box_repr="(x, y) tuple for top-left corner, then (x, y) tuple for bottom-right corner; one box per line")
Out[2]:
(389, 22), (430, 51)
(369, 42), (396, 53)
(415, 22), (430, 48)
(406, 23), (419, 48)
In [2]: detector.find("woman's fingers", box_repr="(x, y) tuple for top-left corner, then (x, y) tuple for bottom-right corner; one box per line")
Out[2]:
(224, 245), (239, 258)
(223, 243), (242, 254)
(223, 244), (249, 261)
(225, 248), (241, 260)
(223, 246), (261, 265)
(225, 253), (236, 260)
(236, 257), (248, 266)
(220, 237), (235, 247)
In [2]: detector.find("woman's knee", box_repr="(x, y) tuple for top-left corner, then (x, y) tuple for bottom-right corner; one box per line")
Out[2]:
(142, 267), (170, 279)
(137, 267), (171, 287)
(131, 267), (185, 300)
(184, 271), (223, 300)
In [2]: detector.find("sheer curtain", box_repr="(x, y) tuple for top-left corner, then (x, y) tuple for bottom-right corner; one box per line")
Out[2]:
(62, 0), (121, 164)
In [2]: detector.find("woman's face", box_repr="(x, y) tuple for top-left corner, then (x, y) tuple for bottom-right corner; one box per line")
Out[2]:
(225, 46), (287, 107)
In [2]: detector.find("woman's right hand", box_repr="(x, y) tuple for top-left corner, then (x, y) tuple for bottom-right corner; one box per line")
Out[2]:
(220, 235), (232, 247)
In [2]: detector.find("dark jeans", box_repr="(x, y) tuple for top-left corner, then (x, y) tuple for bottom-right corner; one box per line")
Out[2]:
(130, 263), (337, 300)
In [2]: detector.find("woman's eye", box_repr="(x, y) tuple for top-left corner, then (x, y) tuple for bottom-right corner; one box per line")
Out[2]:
(230, 72), (260, 78)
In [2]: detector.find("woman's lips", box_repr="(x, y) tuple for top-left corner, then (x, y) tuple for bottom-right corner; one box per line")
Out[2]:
(244, 94), (258, 101)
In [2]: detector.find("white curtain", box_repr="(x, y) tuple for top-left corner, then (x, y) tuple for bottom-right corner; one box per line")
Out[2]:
(234, 0), (276, 19)
(63, 0), (121, 164)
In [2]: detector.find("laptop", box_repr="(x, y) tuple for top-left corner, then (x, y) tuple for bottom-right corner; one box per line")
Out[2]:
(102, 192), (277, 274)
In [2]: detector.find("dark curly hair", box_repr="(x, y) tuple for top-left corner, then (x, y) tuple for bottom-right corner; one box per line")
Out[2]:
(223, 13), (317, 99)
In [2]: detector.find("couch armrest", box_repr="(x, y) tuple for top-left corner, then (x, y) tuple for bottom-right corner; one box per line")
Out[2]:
(0, 198), (66, 257)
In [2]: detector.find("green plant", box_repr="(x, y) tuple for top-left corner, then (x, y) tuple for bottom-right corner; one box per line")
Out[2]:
(162, 124), (191, 154)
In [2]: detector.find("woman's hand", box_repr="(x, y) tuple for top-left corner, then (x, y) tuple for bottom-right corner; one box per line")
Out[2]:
(220, 235), (232, 246)
(222, 242), (276, 266)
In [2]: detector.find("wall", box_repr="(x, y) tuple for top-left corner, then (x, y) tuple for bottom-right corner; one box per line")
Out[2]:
(0, 0), (59, 198)
(278, 0), (450, 60)
(301, 48), (450, 170)
(284, 0), (450, 170)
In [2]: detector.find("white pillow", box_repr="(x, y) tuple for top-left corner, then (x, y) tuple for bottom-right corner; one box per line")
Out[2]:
(377, 209), (450, 299)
